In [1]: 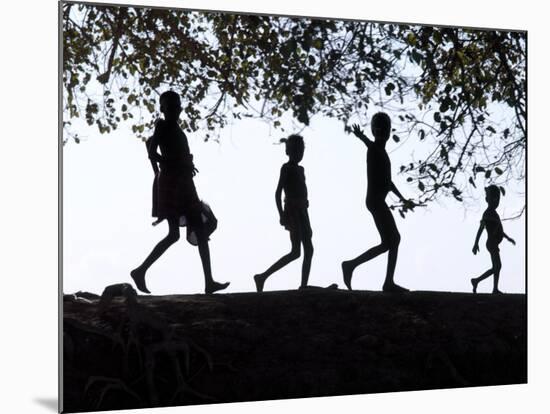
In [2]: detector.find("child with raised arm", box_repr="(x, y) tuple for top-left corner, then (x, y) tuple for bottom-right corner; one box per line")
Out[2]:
(471, 185), (516, 294)
(253, 135), (314, 292)
(341, 112), (414, 292)
(131, 90), (229, 295)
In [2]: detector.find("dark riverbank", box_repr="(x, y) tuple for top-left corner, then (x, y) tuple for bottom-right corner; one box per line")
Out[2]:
(63, 288), (526, 412)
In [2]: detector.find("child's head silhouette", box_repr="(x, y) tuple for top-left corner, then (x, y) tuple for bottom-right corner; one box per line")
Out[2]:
(371, 112), (391, 142)
(485, 185), (501, 208)
(159, 90), (182, 121)
(283, 134), (305, 162)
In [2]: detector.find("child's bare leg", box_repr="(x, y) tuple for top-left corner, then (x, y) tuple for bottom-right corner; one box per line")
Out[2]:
(384, 245), (398, 285)
(254, 232), (300, 292)
(131, 217), (180, 294)
(300, 237), (314, 288)
(471, 269), (493, 293)
(379, 211), (406, 292)
(490, 251), (502, 294)
(195, 229), (229, 294)
(345, 204), (405, 292)
(383, 237), (408, 292)
(342, 244), (387, 290)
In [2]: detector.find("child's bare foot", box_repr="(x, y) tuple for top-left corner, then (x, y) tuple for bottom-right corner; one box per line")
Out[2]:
(298, 284), (338, 291)
(130, 268), (150, 294)
(342, 261), (353, 290)
(471, 278), (479, 294)
(492, 289), (504, 295)
(205, 281), (230, 294)
(254, 274), (266, 293)
(382, 282), (409, 293)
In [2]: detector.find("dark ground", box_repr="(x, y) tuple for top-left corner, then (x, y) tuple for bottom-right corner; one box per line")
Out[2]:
(62, 288), (526, 413)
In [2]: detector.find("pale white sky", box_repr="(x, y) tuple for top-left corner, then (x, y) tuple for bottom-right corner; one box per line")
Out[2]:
(63, 111), (525, 295)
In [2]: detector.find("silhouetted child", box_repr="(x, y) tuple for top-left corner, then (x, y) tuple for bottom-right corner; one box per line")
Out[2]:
(342, 113), (412, 292)
(131, 90), (229, 295)
(471, 185), (516, 294)
(253, 135), (313, 292)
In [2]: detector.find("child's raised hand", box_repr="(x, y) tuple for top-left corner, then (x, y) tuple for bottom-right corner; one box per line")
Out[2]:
(472, 244), (479, 255)
(351, 124), (365, 138)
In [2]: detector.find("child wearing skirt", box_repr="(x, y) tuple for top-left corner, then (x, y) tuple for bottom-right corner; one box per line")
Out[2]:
(147, 140), (217, 246)
(131, 90), (229, 295)
(253, 135), (314, 292)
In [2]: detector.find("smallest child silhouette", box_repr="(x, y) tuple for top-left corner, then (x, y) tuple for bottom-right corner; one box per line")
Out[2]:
(471, 185), (516, 294)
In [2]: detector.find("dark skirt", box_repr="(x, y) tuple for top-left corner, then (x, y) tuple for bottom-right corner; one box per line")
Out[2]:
(152, 170), (217, 246)
(282, 198), (312, 239)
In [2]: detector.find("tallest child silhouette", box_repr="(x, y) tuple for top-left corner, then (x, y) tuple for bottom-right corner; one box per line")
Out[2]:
(131, 91), (229, 295)
(342, 113), (413, 292)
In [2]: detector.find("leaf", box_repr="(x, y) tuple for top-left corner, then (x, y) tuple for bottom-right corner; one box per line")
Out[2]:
(392, 134), (400, 143)
(312, 39), (323, 50)
(411, 50), (422, 64)
(297, 108), (309, 126)
(495, 167), (503, 175)
(485, 170), (491, 178)
(418, 181), (425, 191)
(440, 146), (448, 161)
(418, 129), (426, 140)
(452, 188), (462, 199)
(469, 177), (477, 188)
(434, 112), (441, 122)
(499, 186), (506, 196)
(428, 163), (439, 173)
